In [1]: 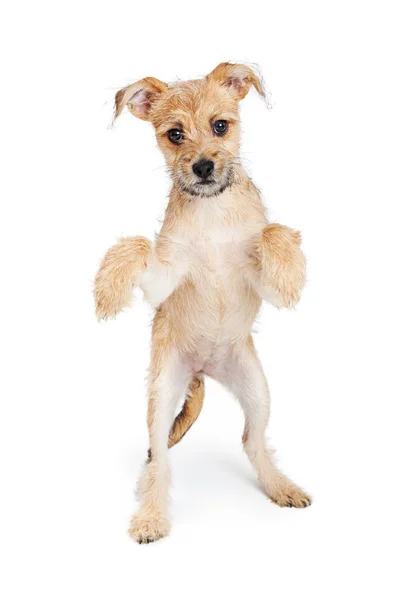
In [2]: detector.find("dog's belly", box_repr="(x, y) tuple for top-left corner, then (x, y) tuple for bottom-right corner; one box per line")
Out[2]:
(156, 227), (265, 370)
(161, 265), (261, 371)
(184, 343), (235, 377)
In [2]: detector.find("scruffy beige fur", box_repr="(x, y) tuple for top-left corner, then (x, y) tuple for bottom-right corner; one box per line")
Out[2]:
(95, 63), (311, 544)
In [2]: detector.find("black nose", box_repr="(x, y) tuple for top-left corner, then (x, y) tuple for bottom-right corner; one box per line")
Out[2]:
(192, 159), (214, 180)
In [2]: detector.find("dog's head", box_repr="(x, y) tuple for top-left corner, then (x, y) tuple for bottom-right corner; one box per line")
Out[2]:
(114, 63), (265, 197)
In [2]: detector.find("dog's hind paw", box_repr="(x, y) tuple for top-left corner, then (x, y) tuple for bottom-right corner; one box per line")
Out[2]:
(128, 513), (170, 544)
(269, 482), (312, 508)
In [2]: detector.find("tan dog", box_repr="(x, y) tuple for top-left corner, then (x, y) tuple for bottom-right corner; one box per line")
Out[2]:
(95, 63), (311, 544)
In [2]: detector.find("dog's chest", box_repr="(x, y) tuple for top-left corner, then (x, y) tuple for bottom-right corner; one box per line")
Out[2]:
(188, 227), (247, 276)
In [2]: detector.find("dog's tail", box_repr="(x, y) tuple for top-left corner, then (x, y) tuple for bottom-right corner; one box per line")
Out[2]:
(147, 376), (204, 461)
(168, 375), (205, 448)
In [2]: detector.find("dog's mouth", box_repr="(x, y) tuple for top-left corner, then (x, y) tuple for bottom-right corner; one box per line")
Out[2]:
(175, 167), (235, 198)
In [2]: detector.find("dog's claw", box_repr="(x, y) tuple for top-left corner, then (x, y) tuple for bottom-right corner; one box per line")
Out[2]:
(270, 484), (312, 508)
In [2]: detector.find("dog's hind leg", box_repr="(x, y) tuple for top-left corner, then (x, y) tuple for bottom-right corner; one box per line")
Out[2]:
(214, 336), (311, 508)
(129, 347), (192, 544)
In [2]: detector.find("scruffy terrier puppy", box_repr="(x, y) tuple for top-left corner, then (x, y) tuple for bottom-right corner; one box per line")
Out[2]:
(95, 63), (311, 543)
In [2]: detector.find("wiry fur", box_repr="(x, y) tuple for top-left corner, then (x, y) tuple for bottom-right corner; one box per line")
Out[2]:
(94, 236), (151, 320)
(95, 63), (311, 543)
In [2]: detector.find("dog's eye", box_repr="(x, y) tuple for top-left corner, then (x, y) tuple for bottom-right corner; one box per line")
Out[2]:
(168, 129), (184, 144)
(213, 120), (228, 136)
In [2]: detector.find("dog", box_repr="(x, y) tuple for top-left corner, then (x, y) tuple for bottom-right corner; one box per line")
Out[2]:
(94, 62), (311, 543)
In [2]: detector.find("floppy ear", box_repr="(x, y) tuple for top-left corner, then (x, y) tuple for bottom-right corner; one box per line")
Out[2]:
(207, 62), (265, 101)
(114, 77), (168, 121)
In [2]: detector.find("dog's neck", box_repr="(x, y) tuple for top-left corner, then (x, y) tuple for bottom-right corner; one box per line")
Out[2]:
(164, 165), (266, 230)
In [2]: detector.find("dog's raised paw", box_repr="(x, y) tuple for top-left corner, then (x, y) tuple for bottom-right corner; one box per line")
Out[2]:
(128, 513), (170, 544)
(269, 483), (312, 508)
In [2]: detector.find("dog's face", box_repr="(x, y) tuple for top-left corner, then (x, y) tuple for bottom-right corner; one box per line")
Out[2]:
(114, 63), (264, 197)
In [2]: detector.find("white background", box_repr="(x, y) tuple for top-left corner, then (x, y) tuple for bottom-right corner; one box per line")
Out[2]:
(2, 1), (400, 598)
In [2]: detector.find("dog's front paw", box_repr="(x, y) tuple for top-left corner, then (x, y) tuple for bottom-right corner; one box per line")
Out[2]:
(258, 224), (306, 309)
(94, 279), (119, 321)
(94, 236), (151, 321)
(128, 512), (170, 544)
